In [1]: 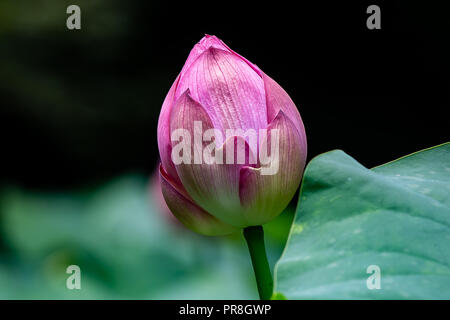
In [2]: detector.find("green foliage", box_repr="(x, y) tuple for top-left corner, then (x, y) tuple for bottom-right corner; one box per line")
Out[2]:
(2, 143), (448, 299)
(0, 176), (261, 299)
(275, 143), (450, 299)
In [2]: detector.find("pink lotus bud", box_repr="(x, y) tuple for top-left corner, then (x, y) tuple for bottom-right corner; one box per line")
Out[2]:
(157, 35), (307, 236)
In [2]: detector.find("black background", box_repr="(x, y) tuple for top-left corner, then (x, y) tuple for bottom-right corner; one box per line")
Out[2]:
(1, 300), (447, 317)
(1, 0), (448, 188)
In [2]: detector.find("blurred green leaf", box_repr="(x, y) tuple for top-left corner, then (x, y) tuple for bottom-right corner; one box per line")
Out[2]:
(0, 176), (259, 299)
(275, 143), (450, 299)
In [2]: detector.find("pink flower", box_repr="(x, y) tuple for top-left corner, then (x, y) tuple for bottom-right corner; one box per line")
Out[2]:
(157, 35), (307, 235)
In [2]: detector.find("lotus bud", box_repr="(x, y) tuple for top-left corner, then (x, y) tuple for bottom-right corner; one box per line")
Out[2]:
(157, 35), (307, 236)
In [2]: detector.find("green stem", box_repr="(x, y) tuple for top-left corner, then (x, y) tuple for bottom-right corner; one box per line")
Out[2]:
(243, 226), (273, 300)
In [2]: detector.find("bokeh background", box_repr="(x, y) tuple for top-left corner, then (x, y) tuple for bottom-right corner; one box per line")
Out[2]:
(0, 0), (448, 298)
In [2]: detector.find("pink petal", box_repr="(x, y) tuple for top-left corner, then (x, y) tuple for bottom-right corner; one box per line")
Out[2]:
(149, 166), (180, 225)
(170, 91), (257, 227)
(212, 36), (262, 76)
(262, 72), (307, 149)
(157, 74), (182, 184)
(160, 165), (237, 236)
(157, 37), (229, 184)
(183, 35), (262, 77)
(175, 47), (268, 136)
(181, 35), (231, 75)
(239, 110), (307, 225)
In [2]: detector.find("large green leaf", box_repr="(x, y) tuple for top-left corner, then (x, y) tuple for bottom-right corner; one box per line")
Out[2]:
(274, 143), (450, 299)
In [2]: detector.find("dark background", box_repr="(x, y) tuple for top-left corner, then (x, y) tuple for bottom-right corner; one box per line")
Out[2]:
(1, 0), (448, 189)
